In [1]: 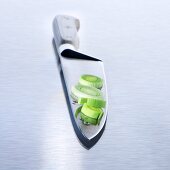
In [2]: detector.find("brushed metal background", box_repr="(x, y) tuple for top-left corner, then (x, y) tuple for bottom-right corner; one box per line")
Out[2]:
(0, 0), (170, 169)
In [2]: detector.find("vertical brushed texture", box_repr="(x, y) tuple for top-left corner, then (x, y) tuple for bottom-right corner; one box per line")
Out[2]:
(0, 0), (170, 170)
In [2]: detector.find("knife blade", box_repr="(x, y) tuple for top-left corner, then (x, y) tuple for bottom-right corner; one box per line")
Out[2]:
(52, 15), (108, 149)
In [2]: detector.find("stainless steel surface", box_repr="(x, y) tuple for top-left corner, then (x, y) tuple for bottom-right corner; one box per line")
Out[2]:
(0, 0), (170, 170)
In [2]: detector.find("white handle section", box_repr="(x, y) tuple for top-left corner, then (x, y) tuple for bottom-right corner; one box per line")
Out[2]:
(53, 15), (80, 51)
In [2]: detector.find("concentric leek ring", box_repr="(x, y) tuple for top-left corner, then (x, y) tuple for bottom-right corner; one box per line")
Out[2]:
(80, 103), (104, 125)
(80, 112), (98, 125)
(79, 74), (103, 89)
(81, 103), (103, 120)
(71, 84), (102, 102)
(78, 97), (106, 108)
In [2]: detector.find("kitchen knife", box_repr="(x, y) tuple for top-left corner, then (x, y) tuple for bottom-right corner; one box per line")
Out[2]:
(53, 15), (108, 149)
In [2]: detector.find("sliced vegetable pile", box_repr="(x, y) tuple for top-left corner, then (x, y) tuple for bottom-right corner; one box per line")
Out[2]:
(71, 74), (106, 126)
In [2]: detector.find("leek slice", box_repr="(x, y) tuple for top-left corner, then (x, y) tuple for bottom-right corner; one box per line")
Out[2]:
(81, 103), (103, 120)
(78, 97), (106, 108)
(75, 106), (82, 118)
(79, 74), (103, 89)
(71, 84), (102, 102)
(80, 103), (104, 125)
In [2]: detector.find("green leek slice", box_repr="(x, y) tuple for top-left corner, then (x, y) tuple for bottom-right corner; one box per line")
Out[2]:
(97, 111), (104, 125)
(79, 74), (103, 89)
(78, 97), (106, 108)
(80, 112), (98, 125)
(75, 106), (82, 118)
(71, 84), (102, 102)
(81, 103), (103, 120)
(80, 103), (104, 125)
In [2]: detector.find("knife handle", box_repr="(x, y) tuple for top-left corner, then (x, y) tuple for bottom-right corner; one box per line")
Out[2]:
(53, 15), (80, 51)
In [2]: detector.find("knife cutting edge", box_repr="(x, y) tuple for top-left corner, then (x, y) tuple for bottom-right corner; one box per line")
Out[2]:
(52, 15), (108, 149)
